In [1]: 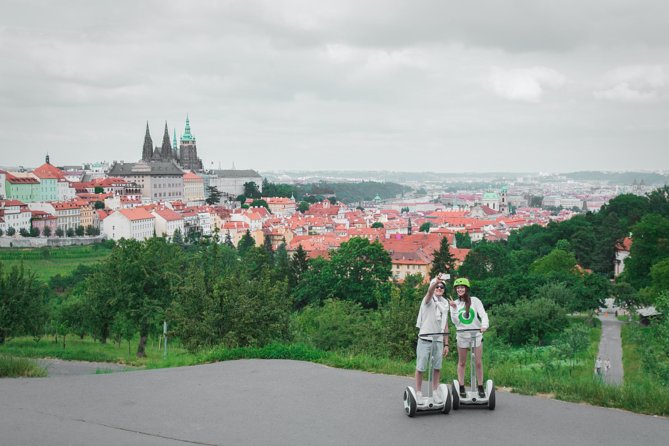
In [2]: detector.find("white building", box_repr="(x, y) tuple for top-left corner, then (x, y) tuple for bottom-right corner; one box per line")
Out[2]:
(102, 208), (155, 241)
(152, 208), (185, 239)
(208, 169), (262, 197)
(0, 200), (32, 233)
(183, 171), (205, 204)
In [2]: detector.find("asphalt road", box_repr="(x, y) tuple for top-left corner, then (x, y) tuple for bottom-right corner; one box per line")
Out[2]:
(597, 313), (625, 384)
(1, 359), (667, 446)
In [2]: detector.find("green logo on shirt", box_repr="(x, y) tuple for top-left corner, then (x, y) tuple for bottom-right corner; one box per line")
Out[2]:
(458, 308), (475, 325)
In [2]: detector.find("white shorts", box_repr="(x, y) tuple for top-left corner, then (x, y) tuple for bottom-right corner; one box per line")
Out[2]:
(456, 332), (482, 349)
(416, 338), (443, 372)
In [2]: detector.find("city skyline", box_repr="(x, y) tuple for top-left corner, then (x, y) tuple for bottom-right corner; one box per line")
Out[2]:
(1, 0), (668, 173)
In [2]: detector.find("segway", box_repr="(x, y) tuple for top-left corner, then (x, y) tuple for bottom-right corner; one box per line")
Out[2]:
(451, 328), (495, 410)
(403, 333), (452, 417)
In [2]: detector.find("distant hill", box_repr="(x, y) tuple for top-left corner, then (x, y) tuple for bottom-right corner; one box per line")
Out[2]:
(563, 171), (669, 185)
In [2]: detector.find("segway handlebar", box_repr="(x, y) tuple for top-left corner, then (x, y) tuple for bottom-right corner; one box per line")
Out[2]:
(456, 328), (483, 332)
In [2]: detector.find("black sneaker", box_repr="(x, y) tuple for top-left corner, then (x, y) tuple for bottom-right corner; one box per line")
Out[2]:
(478, 385), (485, 398)
(459, 385), (466, 398)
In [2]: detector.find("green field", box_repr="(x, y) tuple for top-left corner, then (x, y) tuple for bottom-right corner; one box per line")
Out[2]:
(0, 245), (112, 280)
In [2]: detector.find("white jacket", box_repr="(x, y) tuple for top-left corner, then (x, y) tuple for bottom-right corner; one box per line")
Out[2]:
(450, 296), (489, 331)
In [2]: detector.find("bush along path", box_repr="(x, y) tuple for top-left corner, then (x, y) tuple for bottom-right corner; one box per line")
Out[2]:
(597, 313), (624, 385)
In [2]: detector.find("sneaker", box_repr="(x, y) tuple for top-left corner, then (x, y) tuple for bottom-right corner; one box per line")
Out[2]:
(416, 391), (427, 405)
(478, 385), (486, 398)
(459, 385), (466, 398)
(432, 389), (444, 405)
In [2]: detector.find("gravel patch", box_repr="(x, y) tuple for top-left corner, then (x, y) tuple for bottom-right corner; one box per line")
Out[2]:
(35, 358), (135, 377)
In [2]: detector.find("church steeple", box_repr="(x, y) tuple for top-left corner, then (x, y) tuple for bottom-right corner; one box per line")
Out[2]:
(161, 121), (172, 160)
(46, 154), (50, 165)
(172, 128), (178, 158)
(182, 114), (195, 142)
(142, 122), (153, 161)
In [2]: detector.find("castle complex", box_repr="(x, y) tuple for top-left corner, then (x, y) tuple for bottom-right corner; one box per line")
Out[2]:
(141, 116), (203, 171)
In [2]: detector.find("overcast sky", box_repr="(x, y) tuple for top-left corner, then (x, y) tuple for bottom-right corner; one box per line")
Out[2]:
(1, 0), (668, 173)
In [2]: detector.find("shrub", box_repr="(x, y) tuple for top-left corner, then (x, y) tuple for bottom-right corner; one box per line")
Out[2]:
(492, 297), (567, 346)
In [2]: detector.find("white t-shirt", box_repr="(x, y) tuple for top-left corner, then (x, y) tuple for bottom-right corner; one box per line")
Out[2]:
(416, 296), (449, 340)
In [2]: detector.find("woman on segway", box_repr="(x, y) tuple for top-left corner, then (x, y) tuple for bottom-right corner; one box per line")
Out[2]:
(448, 277), (489, 399)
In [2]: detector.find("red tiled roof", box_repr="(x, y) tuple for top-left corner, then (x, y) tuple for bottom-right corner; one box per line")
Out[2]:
(152, 208), (183, 222)
(119, 208), (155, 221)
(32, 163), (66, 180)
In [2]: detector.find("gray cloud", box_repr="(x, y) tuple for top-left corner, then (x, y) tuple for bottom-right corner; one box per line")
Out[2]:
(0, 0), (668, 173)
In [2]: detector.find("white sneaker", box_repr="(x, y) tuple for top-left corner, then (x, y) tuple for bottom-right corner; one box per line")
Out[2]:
(432, 389), (444, 405)
(416, 391), (428, 405)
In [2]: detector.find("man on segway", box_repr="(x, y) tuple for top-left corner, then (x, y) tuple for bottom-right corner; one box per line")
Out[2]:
(414, 273), (451, 405)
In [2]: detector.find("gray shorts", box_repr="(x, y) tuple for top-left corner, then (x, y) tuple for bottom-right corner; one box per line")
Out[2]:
(416, 338), (443, 372)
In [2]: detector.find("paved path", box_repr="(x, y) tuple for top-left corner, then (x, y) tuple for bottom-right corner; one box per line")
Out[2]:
(597, 313), (625, 385)
(1, 359), (667, 446)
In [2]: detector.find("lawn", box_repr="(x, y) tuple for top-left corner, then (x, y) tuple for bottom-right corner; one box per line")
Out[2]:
(0, 245), (112, 281)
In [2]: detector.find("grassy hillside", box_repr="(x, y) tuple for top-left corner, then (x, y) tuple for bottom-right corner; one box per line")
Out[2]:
(0, 245), (112, 281)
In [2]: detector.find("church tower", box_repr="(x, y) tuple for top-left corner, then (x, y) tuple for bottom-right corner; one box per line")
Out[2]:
(179, 115), (203, 171)
(142, 122), (153, 161)
(161, 122), (172, 160)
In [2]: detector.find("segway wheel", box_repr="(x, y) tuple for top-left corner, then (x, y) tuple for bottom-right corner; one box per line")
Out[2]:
(451, 383), (460, 410)
(488, 385), (496, 410)
(442, 390), (452, 414)
(404, 388), (417, 417)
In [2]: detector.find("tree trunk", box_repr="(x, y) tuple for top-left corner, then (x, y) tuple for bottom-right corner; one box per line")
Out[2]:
(137, 325), (149, 358)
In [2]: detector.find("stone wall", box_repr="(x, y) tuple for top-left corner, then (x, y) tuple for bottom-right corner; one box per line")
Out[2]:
(0, 236), (105, 248)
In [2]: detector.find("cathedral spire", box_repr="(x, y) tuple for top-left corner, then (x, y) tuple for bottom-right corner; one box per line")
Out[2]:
(182, 114), (195, 142)
(46, 153), (50, 165)
(172, 128), (178, 158)
(161, 121), (172, 160)
(142, 122), (153, 161)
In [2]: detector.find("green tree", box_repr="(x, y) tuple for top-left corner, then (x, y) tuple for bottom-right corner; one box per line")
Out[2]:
(0, 263), (48, 344)
(455, 232), (472, 248)
(243, 182), (261, 199)
(646, 186), (669, 218)
(459, 241), (516, 280)
(419, 222), (431, 233)
(327, 237), (392, 308)
(237, 230), (256, 256)
(55, 228), (64, 237)
(297, 201), (310, 213)
(29, 227), (40, 237)
(650, 258), (669, 294)
(429, 236), (456, 278)
(371, 222), (384, 228)
(94, 201), (105, 210)
(66, 228), (75, 237)
(223, 231), (233, 247)
(75, 225), (85, 236)
(42, 226), (51, 237)
(6, 227), (16, 236)
(250, 199), (270, 211)
(19, 228), (29, 237)
(205, 186), (222, 205)
(530, 248), (578, 276)
(94, 186), (104, 194)
(623, 213), (669, 289)
(290, 244), (309, 289)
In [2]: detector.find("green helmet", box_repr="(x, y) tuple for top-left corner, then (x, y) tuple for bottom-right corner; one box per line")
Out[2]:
(453, 278), (471, 288)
